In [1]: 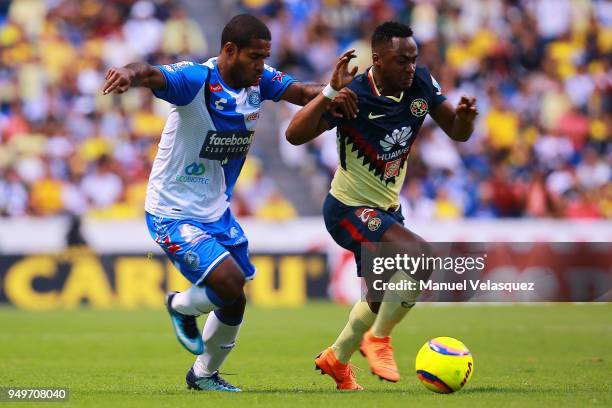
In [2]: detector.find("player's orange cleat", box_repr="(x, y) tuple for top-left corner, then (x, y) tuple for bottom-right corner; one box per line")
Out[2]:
(314, 347), (364, 390)
(359, 330), (400, 382)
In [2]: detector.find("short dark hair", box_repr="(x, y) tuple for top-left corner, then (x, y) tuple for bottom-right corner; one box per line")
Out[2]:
(221, 14), (271, 50)
(371, 22), (413, 48)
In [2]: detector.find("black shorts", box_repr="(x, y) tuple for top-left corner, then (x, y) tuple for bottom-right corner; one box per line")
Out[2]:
(323, 193), (404, 276)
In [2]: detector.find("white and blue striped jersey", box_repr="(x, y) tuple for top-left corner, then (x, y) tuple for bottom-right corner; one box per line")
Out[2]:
(144, 57), (295, 222)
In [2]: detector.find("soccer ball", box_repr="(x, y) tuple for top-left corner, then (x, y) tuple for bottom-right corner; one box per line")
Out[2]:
(415, 337), (474, 393)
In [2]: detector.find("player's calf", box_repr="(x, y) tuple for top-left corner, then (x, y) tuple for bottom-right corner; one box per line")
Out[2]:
(166, 256), (247, 356)
(192, 294), (245, 379)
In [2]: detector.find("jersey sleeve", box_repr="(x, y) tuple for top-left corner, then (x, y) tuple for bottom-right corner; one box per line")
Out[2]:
(426, 69), (446, 109)
(152, 61), (207, 106)
(259, 64), (296, 102)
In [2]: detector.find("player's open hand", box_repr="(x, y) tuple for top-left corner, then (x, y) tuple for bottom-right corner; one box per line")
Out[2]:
(102, 67), (134, 95)
(330, 50), (358, 91)
(456, 96), (478, 122)
(329, 88), (359, 119)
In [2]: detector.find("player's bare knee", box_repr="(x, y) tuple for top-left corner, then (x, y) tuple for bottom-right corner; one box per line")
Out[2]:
(224, 269), (245, 299)
(222, 292), (246, 317)
(204, 258), (246, 303)
(222, 274), (245, 304)
(234, 291), (246, 309)
(214, 293), (246, 327)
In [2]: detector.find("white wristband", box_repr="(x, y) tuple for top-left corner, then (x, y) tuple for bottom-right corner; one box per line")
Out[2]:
(322, 83), (339, 99)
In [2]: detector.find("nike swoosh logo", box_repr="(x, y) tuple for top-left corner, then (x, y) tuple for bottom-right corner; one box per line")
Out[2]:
(171, 318), (203, 352)
(368, 113), (386, 119)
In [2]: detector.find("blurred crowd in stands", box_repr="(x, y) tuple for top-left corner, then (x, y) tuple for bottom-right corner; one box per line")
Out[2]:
(0, 0), (610, 220)
(247, 0), (611, 219)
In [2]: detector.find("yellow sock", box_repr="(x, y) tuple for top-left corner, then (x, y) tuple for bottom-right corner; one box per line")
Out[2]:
(331, 301), (376, 364)
(371, 272), (419, 338)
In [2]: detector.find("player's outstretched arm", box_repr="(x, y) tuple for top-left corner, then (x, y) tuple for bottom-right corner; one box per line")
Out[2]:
(285, 50), (358, 145)
(102, 62), (166, 95)
(430, 97), (478, 142)
(280, 82), (326, 106)
(281, 83), (358, 119)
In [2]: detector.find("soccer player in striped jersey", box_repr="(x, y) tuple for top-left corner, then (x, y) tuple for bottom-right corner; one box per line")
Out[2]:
(102, 14), (356, 392)
(286, 22), (478, 390)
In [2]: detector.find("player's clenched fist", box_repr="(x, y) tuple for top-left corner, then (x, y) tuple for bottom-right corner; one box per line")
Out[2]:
(102, 67), (134, 95)
(329, 88), (359, 119)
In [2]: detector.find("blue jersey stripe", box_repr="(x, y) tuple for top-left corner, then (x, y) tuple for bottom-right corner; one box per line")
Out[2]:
(203, 72), (248, 132)
(222, 158), (246, 200)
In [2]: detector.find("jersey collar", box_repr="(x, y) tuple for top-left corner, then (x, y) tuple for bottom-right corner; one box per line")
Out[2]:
(367, 67), (404, 103)
(211, 57), (240, 94)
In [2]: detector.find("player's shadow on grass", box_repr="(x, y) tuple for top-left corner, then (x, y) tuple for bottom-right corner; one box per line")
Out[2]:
(244, 386), (556, 395)
(461, 385), (558, 394)
(244, 388), (421, 394)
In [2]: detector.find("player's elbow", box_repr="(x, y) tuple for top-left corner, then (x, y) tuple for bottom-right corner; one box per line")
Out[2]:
(285, 126), (307, 146)
(452, 133), (471, 142)
(448, 129), (472, 142)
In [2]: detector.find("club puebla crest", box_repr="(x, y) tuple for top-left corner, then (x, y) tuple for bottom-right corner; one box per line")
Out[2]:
(183, 251), (200, 270)
(247, 89), (261, 107)
(410, 98), (428, 117)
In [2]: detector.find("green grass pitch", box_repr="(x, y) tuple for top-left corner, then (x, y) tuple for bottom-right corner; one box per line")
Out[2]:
(0, 303), (610, 407)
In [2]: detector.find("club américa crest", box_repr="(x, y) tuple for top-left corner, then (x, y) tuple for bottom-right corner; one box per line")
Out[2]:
(410, 98), (428, 117)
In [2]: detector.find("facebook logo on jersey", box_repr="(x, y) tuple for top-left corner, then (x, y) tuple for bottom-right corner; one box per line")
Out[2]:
(176, 162), (209, 184)
(199, 130), (254, 161)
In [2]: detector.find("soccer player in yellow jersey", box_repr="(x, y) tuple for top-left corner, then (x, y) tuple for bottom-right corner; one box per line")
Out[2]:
(286, 22), (478, 390)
